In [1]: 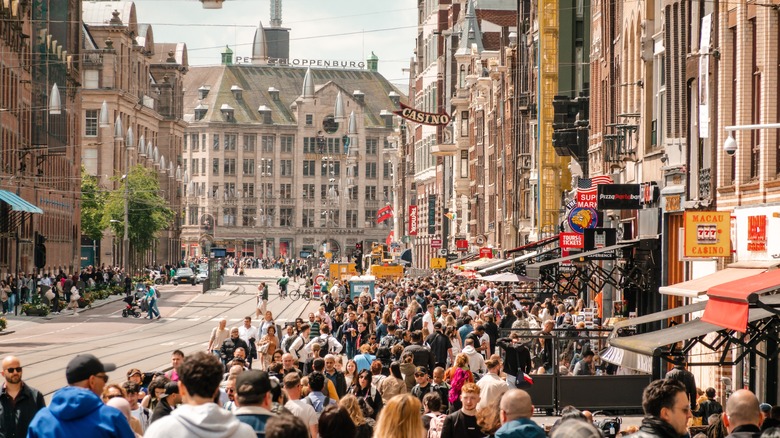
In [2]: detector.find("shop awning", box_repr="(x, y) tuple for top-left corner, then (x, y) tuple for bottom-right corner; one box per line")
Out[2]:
(702, 269), (780, 332)
(612, 301), (707, 331)
(610, 294), (780, 357)
(447, 251), (477, 266)
(458, 257), (504, 270)
(0, 190), (43, 214)
(526, 243), (635, 278)
(659, 268), (766, 298)
(505, 234), (559, 255)
(478, 251), (539, 274)
(600, 346), (653, 374)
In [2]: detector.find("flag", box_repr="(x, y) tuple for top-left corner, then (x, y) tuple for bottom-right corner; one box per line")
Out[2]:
(385, 231), (394, 246)
(445, 212), (456, 221)
(577, 175), (614, 195)
(377, 205), (394, 223)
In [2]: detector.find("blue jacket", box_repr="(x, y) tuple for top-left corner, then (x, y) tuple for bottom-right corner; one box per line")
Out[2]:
(26, 386), (135, 438)
(494, 418), (547, 438)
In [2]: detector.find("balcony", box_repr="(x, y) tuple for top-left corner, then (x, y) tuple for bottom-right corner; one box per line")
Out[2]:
(364, 199), (379, 208)
(279, 198), (295, 205)
(82, 52), (104, 68)
(431, 143), (458, 157)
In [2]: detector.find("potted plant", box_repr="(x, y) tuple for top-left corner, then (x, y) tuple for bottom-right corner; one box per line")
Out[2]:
(21, 303), (50, 316)
(0, 316), (7, 331)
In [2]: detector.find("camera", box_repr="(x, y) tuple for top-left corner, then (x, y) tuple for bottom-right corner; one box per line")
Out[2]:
(724, 135), (737, 156)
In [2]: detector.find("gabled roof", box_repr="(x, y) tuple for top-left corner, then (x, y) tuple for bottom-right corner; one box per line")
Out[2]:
(183, 65), (404, 127)
(82, 1), (138, 34)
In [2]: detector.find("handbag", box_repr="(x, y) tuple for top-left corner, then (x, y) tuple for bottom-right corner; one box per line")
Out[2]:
(258, 341), (270, 354)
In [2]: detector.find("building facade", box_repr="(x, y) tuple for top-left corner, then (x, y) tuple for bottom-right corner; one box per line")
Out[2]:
(180, 53), (402, 260)
(0, 0), (82, 277)
(80, 1), (187, 269)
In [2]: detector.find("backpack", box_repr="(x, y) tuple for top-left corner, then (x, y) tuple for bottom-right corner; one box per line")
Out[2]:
(427, 413), (447, 438)
(314, 336), (330, 358)
(282, 335), (296, 353)
(411, 314), (424, 331)
(154, 288), (161, 299)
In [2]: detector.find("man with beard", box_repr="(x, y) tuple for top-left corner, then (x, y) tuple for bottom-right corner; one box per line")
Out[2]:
(1, 356), (46, 438)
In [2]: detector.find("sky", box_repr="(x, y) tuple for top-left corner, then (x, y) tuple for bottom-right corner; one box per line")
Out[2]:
(132, 0), (418, 88)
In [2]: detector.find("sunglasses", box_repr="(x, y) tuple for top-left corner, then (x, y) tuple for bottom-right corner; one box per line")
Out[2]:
(106, 394), (123, 400)
(359, 375), (371, 380)
(414, 373), (426, 377)
(4, 367), (22, 373)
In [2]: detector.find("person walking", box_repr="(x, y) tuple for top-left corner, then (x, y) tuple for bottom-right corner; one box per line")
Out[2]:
(1, 356), (46, 438)
(145, 282), (161, 320)
(256, 282), (269, 319)
(494, 389), (546, 438)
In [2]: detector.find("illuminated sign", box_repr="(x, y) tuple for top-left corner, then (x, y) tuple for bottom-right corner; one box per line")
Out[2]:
(747, 215), (767, 252)
(393, 103), (451, 126)
(684, 211), (731, 257)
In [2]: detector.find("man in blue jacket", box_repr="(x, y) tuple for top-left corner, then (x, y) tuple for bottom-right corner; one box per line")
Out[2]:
(27, 354), (135, 438)
(495, 389), (546, 438)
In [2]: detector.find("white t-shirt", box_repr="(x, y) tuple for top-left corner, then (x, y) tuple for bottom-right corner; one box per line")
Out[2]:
(239, 324), (259, 346)
(285, 399), (318, 428)
(422, 312), (434, 334)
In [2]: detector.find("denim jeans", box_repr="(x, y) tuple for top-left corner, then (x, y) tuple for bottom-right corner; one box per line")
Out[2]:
(147, 298), (160, 318)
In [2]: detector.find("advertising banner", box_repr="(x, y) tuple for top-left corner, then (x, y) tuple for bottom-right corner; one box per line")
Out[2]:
(684, 211), (731, 257)
(597, 184), (642, 210)
(408, 205), (418, 236)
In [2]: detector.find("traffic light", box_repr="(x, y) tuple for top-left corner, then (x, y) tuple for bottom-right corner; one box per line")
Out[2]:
(355, 241), (363, 252)
(34, 232), (46, 269)
(552, 95), (578, 157)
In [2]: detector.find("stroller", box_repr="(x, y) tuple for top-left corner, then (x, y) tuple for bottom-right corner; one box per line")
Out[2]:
(122, 293), (142, 318)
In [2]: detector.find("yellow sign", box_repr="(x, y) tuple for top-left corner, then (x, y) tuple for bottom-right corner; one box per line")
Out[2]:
(324, 252), (333, 259)
(684, 211), (731, 257)
(369, 265), (404, 279)
(430, 257), (446, 269)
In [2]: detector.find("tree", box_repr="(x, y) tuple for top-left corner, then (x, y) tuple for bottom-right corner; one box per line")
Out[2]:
(104, 165), (175, 255)
(80, 166), (106, 242)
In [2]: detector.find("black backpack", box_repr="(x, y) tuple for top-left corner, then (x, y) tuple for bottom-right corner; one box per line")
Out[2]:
(314, 336), (330, 358)
(282, 335), (297, 353)
(411, 314), (424, 331)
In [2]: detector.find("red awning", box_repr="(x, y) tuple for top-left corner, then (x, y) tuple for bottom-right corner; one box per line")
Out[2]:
(703, 269), (780, 332)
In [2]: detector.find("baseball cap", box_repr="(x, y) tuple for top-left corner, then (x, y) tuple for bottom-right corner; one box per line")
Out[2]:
(760, 403), (772, 413)
(126, 368), (143, 379)
(66, 354), (116, 384)
(164, 382), (180, 396)
(414, 366), (428, 375)
(236, 370), (272, 403)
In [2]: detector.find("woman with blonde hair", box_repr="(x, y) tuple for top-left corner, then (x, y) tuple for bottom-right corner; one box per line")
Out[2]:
(373, 393), (426, 438)
(257, 324), (278, 370)
(339, 394), (373, 438)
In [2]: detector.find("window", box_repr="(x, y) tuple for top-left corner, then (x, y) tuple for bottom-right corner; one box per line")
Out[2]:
(346, 210), (358, 228)
(224, 183), (236, 198)
(460, 150), (468, 178)
(302, 184), (315, 200)
(201, 158), (206, 175)
(224, 134), (237, 151)
(260, 183), (274, 199)
(262, 135), (275, 153)
(365, 186), (376, 200)
(259, 159), (273, 176)
(322, 161), (341, 177)
(191, 133), (200, 151)
(348, 186), (359, 200)
(224, 158), (236, 175)
(280, 160), (292, 177)
(213, 134), (220, 151)
(322, 210), (340, 227)
(302, 209), (315, 227)
(365, 162), (377, 179)
(383, 162), (393, 179)
(280, 208), (293, 227)
(365, 210), (376, 228)
(211, 185), (219, 198)
(85, 110), (98, 137)
(84, 70), (99, 89)
(242, 207), (256, 227)
(321, 185), (339, 200)
(242, 183), (254, 198)
(212, 158), (219, 175)
(243, 159), (255, 175)
(327, 137), (342, 154)
(183, 159), (187, 173)
(460, 111), (469, 137)
(202, 134), (207, 150)
(366, 138), (378, 155)
(191, 159), (199, 175)
(305, 114), (313, 125)
(188, 207), (198, 225)
(223, 207), (237, 226)
(280, 183), (292, 199)
(303, 160), (316, 177)
(383, 186), (393, 201)
(303, 137), (317, 154)
(281, 135), (294, 153)
(243, 134), (256, 152)
(183, 135), (187, 151)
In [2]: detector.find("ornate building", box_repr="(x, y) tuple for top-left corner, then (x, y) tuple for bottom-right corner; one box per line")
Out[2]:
(80, 1), (187, 268)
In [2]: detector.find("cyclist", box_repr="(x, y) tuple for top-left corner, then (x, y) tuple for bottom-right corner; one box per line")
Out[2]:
(277, 274), (289, 299)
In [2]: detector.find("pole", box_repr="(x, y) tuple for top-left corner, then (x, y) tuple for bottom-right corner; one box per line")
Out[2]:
(124, 146), (130, 277)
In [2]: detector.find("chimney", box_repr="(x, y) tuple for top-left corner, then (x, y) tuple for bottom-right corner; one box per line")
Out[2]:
(352, 90), (364, 105)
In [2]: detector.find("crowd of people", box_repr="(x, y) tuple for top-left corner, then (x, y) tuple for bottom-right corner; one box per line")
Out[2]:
(5, 262), (780, 437)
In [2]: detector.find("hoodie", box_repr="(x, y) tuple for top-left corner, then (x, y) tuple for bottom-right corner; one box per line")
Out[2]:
(27, 386), (135, 438)
(144, 403), (256, 438)
(494, 418), (547, 438)
(462, 345), (486, 374)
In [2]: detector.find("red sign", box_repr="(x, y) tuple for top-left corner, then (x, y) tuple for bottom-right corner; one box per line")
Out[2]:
(455, 238), (469, 252)
(479, 247), (493, 259)
(747, 215), (767, 251)
(559, 232), (584, 250)
(577, 191), (598, 209)
(408, 205), (418, 236)
(430, 238), (442, 249)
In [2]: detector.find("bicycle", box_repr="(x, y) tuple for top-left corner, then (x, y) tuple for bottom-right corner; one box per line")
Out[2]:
(288, 284), (312, 301)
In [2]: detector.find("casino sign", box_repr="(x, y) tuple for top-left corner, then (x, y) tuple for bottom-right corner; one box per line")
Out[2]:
(393, 103), (451, 126)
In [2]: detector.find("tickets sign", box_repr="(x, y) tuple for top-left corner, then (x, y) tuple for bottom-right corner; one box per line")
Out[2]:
(684, 211), (731, 257)
(560, 232), (584, 250)
(408, 205), (418, 236)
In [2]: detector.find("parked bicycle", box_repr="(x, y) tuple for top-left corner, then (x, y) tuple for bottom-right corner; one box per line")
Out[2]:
(288, 284), (323, 301)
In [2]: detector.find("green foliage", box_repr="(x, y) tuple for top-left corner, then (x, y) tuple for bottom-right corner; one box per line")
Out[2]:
(81, 167), (107, 241)
(0, 317), (6, 330)
(21, 303), (50, 316)
(104, 165), (175, 254)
